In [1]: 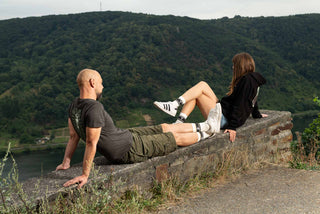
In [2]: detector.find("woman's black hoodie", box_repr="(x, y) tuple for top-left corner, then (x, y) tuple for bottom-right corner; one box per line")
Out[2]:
(220, 72), (266, 131)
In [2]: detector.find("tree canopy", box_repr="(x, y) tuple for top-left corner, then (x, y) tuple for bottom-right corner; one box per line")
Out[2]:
(0, 12), (319, 143)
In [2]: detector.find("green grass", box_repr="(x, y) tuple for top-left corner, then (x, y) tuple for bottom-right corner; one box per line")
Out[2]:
(50, 137), (69, 144)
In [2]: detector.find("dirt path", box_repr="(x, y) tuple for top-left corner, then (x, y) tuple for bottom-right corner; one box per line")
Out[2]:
(159, 165), (320, 214)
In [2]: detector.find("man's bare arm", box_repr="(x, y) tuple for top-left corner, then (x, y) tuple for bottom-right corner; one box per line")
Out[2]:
(56, 118), (80, 171)
(63, 126), (101, 188)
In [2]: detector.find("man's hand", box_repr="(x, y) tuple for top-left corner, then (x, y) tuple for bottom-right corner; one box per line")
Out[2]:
(62, 127), (101, 189)
(261, 114), (268, 118)
(224, 129), (236, 142)
(63, 175), (88, 189)
(56, 118), (80, 171)
(55, 163), (70, 171)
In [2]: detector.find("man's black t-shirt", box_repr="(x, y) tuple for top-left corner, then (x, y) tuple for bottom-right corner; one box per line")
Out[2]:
(68, 98), (133, 162)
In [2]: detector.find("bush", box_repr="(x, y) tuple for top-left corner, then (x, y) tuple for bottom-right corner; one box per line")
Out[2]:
(299, 97), (320, 162)
(19, 132), (36, 144)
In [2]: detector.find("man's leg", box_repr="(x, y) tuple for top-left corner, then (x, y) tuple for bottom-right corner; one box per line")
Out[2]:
(161, 123), (193, 133)
(122, 131), (177, 163)
(161, 123), (213, 145)
(121, 123), (215, 163)
(129, 122), (211, 135)
(172, 132), (199, 146)
(161, 123), (210, 134)
(128, 125), (163, 136)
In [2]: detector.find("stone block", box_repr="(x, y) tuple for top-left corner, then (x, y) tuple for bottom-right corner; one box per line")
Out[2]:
(156, 163), (169, 182)
(271, 121), (293, 135)
(255, 128), (266, 136)
(268, 122), (280, 132)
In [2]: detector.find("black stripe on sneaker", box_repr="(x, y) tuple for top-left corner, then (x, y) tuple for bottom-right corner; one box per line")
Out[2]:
(163, 104), (170, 111)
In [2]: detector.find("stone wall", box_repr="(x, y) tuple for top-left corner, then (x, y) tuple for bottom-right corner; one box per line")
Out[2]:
(20, 110), (292, 202)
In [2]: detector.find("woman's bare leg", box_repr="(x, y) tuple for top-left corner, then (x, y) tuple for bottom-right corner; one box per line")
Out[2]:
(154, 81), (218, 120)
(180, 81), (218, 118)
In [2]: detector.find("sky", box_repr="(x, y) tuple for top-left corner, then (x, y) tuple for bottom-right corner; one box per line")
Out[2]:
(0, 0), (319, 21)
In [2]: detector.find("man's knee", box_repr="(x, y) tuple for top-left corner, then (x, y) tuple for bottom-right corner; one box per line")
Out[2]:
(161, 123), (170, 133)
(173, 134), (182, 145)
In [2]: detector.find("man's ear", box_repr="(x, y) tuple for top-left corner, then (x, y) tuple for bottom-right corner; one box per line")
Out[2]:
(89, 78), (95, 88)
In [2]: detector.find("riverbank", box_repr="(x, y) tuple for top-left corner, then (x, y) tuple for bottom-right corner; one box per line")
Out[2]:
(0, 143), (66, 156)
(0, 137), (70, 156)
(292, 110), (319, 118)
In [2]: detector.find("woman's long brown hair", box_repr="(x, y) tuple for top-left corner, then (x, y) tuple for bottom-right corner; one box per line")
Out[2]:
(227, 53), (255, 95)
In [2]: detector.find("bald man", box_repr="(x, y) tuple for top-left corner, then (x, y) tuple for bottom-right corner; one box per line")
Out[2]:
(56, 69), (220, 188)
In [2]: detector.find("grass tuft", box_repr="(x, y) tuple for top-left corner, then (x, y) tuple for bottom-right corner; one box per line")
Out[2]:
(290, 131), (320, 170)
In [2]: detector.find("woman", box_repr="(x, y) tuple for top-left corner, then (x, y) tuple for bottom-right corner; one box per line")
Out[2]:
(154, 52), (268, 142)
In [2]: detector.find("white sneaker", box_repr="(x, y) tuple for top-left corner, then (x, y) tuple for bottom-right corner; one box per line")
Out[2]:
(154, 101), (179, 117)
(206, 103), (222, 134)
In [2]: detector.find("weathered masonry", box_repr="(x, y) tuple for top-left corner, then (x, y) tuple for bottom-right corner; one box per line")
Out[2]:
(21, 110), (293, 202)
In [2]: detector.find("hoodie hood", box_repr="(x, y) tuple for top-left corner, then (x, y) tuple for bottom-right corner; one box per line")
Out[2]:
(247, 72), (266, 86)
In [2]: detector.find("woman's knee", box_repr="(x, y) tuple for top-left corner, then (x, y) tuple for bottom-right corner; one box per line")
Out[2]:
(198, 81), (209, 88)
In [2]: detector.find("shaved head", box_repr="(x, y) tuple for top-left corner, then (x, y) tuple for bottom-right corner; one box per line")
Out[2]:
(77, 69), (102, 87)
(76, 69), (104, 100)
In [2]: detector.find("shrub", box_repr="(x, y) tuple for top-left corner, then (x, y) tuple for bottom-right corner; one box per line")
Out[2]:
(291, 97), (320, 167)
(301, 97), (320, 161)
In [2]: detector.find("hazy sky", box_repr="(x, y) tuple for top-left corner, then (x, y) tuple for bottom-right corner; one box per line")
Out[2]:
(1, 0), (319, 20)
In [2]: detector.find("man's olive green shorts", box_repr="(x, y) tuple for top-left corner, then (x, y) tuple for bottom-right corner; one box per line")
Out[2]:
(120, 125), (177, 164)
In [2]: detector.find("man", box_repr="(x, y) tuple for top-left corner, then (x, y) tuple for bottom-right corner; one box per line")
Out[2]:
(56, 69), (221, 188)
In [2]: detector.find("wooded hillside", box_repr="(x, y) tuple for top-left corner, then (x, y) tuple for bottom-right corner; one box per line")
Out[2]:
(0, 12), (319, 143)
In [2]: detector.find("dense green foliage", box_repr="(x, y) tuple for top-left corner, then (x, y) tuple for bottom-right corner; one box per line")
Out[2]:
(301, 97), (320, 160)
(0, 12), (320, 143)
(290, 97), (320, 169)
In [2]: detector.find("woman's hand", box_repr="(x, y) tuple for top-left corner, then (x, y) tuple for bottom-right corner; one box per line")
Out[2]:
(224, 129), (236, 142)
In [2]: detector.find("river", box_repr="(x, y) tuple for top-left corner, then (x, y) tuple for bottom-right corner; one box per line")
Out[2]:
(2, 146), (87, 181)
(1, 113), (318, 182)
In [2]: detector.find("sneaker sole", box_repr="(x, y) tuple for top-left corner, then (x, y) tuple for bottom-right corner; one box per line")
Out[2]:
(154, 101), (177, 117)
